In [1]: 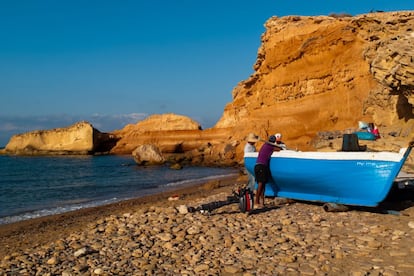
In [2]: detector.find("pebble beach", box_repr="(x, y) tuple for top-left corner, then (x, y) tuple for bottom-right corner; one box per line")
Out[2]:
(2, 175), (414, 275)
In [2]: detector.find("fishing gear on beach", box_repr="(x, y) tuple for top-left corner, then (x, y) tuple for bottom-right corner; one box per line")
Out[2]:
(187, 187), (254, 213)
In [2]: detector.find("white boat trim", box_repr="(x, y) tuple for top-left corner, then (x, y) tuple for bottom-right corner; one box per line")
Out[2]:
(244, 148), (407, 162)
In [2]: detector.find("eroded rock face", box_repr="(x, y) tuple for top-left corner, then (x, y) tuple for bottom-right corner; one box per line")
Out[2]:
(214, 11), (414, 158)
(3, 12), (413, 168)
(111, 113), (205, 154)
(118, 113), (202, 133)
(3, 121), (116, 155)
(111, 113), (239, 166)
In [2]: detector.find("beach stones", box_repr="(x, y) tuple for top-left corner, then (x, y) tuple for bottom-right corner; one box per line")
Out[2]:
(176, 205), (188, 214)
(2, 192), (414, 275)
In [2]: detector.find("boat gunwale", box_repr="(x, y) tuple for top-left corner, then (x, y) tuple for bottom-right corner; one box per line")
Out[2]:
(244, 148), (407, 162)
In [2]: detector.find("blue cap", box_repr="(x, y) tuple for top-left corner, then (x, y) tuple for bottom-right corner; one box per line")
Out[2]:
(269, 135), (276, 143)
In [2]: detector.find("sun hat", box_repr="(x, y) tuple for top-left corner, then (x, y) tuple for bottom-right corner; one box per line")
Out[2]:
(268, 135), (276, 143)
(246, 133), (259, 143)
(275, 133), (282, 140)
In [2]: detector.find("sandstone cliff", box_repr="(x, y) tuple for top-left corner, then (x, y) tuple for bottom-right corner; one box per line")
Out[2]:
(3, 121), (117, 155)
(110, 11), (413, 169)
(111, 113), (203, 154)
(216, 12), (414, 148)
(110, 113), (237, 166)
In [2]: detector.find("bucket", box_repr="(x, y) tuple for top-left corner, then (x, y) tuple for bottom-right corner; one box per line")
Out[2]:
(342, 133), (360, 151)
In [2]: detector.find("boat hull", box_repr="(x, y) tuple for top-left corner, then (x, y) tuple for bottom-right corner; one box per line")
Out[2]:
(244, 148), (412, 207)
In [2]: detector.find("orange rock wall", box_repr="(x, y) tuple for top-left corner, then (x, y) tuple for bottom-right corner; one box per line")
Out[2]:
(111, 12), (414, 165)
(215, 12), (414, 159)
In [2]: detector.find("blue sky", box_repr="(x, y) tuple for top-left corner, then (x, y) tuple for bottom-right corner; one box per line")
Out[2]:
(0, 1), (412, 146)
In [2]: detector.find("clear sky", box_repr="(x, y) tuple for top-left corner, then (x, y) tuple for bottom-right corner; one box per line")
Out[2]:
(0, 1), (412, 146)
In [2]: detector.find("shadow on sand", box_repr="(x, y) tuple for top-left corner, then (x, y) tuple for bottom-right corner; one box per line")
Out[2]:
(189, 177), (414, 216)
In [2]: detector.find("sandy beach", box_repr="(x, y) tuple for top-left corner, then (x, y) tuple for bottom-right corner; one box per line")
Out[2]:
(2, 174), (414, 275)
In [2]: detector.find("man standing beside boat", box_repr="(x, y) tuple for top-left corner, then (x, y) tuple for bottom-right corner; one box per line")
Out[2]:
(254, 135), (282, 208)
(244, 133), (260, 191)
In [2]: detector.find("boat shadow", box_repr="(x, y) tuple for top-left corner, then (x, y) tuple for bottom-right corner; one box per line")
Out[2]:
(288, 184), (414, 215)
(193, 182), (414, 215)
(359, 185), (414, 214)
(201, 204), (282, 216)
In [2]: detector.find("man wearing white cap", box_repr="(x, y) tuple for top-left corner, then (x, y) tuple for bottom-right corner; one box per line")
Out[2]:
(244, 133), (259, 191)
(275, 133), (287, 150)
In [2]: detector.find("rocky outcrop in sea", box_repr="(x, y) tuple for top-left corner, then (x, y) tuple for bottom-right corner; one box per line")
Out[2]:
(1, 121), (117, 155)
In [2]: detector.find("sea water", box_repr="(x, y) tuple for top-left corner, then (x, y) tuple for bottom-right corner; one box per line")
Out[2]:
(0, 155), (238, 225)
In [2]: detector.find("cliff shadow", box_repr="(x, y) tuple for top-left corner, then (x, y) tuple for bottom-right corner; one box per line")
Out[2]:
(394, 87), (414, 122)
(93, 131), (120, 154)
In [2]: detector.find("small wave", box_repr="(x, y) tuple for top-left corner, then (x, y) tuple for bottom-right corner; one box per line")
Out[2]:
(0, 171), (239, 225)
(0, 198), (120, 225)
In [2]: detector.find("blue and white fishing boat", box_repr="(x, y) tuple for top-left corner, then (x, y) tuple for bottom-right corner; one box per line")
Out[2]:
(244, 142), (413, 207)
